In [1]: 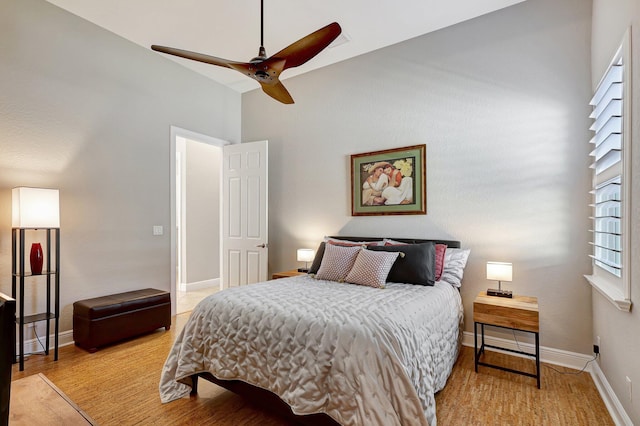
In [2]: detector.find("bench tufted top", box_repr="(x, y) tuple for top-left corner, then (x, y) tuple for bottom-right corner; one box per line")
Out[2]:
(73, 288), (170, 319)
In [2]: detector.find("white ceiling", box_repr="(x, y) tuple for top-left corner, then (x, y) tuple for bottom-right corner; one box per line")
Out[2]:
(45, 0), (525, 93)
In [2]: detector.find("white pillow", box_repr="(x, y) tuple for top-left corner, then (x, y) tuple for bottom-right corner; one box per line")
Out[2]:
(440, 248), (470, 288)
(344, 249), (400, 288)
(315, 244), (363, 282)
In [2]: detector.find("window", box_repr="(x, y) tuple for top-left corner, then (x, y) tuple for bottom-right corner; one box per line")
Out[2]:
(585, 30), (631, 311)
(592, 176), (621, 276)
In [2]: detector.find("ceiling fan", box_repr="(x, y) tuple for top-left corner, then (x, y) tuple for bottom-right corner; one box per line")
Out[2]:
(151, 1), (341, 104)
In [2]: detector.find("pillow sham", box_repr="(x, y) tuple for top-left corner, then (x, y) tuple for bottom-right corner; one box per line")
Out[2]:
(344, 249), (400, 289)
(369, 242), (436, 286)
(310, 238), (383, 274)
(315, 243), (362, 282)
(440, 248), (470, 288)
(435, 244), (447, 281)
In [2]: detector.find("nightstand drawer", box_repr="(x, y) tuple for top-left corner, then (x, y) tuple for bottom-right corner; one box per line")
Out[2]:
(473, 292), (538, 332)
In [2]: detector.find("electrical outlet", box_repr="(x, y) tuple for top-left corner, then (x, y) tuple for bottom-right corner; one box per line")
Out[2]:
(597, 336), (601, 347)
(593, 344), (600, 354)
(626, 376), (632, 403)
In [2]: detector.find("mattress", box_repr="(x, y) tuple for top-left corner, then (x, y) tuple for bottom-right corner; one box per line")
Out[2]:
(159, 275), (463, 426)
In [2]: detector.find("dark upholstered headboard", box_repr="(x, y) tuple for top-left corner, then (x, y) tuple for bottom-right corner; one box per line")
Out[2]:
(328, 236), (461, 248)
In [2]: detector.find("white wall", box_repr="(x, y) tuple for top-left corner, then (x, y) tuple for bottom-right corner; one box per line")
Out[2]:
(591, 0), (640, 423)
(0, 0), (240, 333)
(242, 0), (594, 354)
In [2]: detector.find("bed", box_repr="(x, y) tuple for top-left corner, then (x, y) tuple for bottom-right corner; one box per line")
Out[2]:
(159, 237), (470, 426)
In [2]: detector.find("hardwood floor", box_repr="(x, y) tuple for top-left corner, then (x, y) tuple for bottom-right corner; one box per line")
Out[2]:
(436, 349), (613, 425)
(12, 313), (613, 425)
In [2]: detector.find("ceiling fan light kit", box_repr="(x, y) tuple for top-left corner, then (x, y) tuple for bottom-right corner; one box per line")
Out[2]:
(152, 1), (341, 104)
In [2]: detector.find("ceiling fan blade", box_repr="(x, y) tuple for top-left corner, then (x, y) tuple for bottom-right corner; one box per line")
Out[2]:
(152, 18), (341, 104)
(260, 80), (294, 104)
(151, 45), (243, 69)
(271, 22), (342, 70)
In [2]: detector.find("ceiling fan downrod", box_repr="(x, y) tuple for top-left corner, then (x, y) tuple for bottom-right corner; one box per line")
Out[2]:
(251, 0), (267, 62)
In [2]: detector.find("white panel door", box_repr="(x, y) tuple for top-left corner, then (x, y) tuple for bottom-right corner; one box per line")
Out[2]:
(222, 140), (268, 288)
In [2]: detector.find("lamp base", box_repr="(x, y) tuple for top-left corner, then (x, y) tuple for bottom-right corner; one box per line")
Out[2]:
(487, 288), (513, 298)
(297, 268), (309, 273)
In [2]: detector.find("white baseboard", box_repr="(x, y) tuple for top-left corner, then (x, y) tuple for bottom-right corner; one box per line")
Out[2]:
(462, 331), (593, 370)
(16, 329), (75, 359)
(462, 331), (632, 424)
(590, 360), (634, 426)
(179, 278), (220, 292)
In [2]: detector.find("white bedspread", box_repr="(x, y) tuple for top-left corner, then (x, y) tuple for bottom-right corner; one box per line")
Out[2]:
(159, 276), (463, 426)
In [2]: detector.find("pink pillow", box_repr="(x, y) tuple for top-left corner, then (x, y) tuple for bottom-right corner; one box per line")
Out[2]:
(329, 241), (367, 247)
(315, 244), (362, 282)
(344, 249), (400, 288)
(435, 244), (447, 281)
(327, 240), (378, 247)
(325, 237), (384, 246)
(383, 239), (409, 246)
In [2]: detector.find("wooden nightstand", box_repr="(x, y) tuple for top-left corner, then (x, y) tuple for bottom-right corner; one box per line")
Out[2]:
(473, 291), (540, 388)
(271, 269), (307, 279)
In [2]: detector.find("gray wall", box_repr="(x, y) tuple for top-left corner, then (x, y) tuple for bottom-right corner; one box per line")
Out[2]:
(185, 140), (221, 283)
(242, 0), (594, 354)
(0, 0), (240, 333)
(2, 0), (636, 419)
(591, 0), (640, 423)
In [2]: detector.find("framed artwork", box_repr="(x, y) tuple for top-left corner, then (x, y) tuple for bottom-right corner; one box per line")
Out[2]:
(351, 144), (426, 216)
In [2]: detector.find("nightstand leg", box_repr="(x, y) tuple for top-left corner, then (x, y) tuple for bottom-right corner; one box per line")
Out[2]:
(474, 322), (478, 372)
(535, 331), (540, 389)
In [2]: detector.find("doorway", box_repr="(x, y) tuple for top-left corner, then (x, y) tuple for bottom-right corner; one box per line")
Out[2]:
(170, 126), (227, 315)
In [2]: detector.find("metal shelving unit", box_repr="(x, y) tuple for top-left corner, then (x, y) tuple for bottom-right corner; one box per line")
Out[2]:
(11, 228), (60, 371)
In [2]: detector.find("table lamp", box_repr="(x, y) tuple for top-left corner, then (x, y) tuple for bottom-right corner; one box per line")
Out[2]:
(297, 248), (315, 273)
(486, 261), (513, 298)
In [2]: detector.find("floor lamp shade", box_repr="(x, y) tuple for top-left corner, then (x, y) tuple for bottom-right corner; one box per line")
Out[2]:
(12, 187), (60, 228)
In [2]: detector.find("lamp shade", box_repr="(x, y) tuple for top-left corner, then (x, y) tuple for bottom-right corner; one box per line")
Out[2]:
(12, 187), (60, 228)
(297, 248), (315, 263)
(486, 261), (512, 282)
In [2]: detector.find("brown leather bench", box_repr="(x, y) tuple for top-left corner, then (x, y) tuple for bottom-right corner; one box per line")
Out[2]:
(73, 288), (171, 353)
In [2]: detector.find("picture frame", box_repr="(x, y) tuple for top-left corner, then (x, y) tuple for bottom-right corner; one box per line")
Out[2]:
(351, 144), (426, 216)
